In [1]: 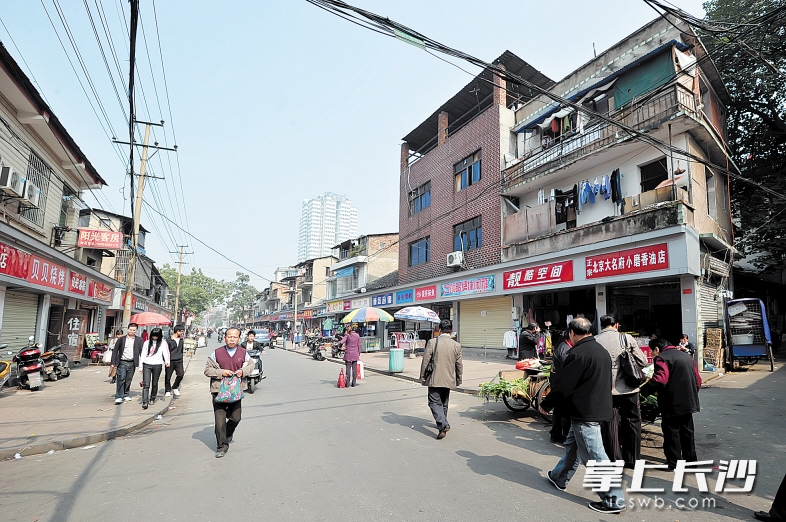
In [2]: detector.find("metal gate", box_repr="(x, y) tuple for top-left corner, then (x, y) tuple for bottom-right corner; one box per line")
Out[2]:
(0, 291), (40, 360)
(698, 281), (720, 329)
(459, 296), (511, 349)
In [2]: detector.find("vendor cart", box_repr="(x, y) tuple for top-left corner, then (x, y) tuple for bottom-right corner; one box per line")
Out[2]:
(725, 298), (774, 371)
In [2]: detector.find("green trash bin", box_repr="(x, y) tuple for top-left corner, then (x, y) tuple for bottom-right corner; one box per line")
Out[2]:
(389, 348), (404, 373)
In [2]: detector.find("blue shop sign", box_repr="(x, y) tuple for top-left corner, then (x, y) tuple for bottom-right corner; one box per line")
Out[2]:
(371, 293), (394, 307)
(396, 289), (414, 304)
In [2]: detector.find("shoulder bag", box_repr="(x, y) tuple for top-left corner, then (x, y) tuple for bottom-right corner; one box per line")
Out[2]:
(421, 337), (439, 385)
(215, 375), (245, 403)
(618, 333), (647, 387)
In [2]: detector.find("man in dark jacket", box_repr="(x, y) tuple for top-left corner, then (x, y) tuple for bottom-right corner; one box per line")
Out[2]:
(110, 323), (144, 404)
(650, 340), (702, 469)
(543, 318), (625, 514)
(518, 322), (540, 360)
(165, 324), (186, 397)
(549, 335), (573, 443)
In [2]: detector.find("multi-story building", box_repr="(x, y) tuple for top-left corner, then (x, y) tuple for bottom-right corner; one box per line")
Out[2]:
(0, 42), (119, 356)
(297, 192), (358, 262)
(326, 233), (398, 301)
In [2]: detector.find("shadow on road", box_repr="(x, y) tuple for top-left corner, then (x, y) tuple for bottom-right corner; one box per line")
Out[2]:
(381, 411), (437, 439)
(191, 425), (215, 451)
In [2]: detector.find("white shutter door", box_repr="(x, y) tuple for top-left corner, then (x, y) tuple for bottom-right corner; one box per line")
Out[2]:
(0, 291), (40, 360)
(698, 282), (720, 328)
(458, 296), (511, 349)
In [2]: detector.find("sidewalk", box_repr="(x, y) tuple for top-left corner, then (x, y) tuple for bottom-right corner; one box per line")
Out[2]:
(0, 354), (195, 461)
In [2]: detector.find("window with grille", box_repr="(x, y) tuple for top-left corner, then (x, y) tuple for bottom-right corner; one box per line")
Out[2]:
(23, 151), (51, 228)
(639, 158), (668, 192)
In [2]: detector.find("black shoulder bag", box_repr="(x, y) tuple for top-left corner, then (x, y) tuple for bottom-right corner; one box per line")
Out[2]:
(422, 337), (439, 384)
(618, 333), (647, 387)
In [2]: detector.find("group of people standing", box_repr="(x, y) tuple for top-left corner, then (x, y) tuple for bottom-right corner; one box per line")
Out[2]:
(543, 315), (702, 514)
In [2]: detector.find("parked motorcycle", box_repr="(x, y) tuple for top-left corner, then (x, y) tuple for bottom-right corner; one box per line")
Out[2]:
(0, 344), (11, 390)
(12, 336), (44, 391)
(309, 338), (327, 361)
(246, 347), (265, 393)
(330, 335), (345, 359)
(41, 343), (70, 381)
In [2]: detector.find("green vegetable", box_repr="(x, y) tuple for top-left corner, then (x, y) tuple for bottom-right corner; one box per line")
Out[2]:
(478, 377), (530, 402)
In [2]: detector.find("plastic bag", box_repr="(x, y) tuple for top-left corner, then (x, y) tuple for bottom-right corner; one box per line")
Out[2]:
(215, 376), (244, 403)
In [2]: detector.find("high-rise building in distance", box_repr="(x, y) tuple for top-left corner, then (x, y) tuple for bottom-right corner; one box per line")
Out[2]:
(297, 192), (358, 262)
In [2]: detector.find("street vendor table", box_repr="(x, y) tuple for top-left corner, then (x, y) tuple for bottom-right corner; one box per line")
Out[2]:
(360, 336), (380, 352)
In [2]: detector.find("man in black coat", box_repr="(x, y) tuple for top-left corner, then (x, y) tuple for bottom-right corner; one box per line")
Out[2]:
(549, 334), (573, 443)
(518, 322), (540, 360)
(165, 324), (186, 397)
(543, 318), (625, 514)
(110, 323), (144, 404)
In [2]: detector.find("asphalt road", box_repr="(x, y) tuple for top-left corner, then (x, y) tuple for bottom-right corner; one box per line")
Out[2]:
(0, 339), (781, 522)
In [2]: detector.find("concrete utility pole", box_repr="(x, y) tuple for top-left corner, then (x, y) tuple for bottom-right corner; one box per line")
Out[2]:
(171, 245), (192, 324)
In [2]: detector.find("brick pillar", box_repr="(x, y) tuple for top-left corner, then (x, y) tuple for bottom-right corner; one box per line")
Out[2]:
(400, 142), (409, 173)
(438, 111), (449, 146)
(493, 63), (506, 106)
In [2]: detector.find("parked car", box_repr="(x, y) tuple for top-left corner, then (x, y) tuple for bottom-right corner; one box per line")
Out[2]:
(252, 328), (272, 347)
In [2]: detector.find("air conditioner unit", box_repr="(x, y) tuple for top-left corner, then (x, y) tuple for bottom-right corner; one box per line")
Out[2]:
(23, 181), (41, 208)
(446, 251), (464, 268)
(0, 166), (26, 197)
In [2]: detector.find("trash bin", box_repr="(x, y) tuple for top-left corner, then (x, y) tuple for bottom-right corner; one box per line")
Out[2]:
(389, 348), (404, 373)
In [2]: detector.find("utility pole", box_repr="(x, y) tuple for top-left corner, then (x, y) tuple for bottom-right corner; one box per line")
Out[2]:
(170, 245), (192, 324)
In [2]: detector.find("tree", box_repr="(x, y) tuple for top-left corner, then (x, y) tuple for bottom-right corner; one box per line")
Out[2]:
(702, 0), (786, 271)
(227, 272), (259, 323)
(159, 265), (231, 318)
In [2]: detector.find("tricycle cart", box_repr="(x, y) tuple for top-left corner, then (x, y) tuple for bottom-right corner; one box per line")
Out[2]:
(479, 367), (553, 422)
(725, 298), (774, 371)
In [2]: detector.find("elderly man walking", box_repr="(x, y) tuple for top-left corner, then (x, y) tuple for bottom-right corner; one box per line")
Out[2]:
(419, 319), (463, 439)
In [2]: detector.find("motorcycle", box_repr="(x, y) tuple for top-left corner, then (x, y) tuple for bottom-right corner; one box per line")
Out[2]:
(0, 344), (11, 390)
(12, 336), (44, 391)
(330, 335), (345, 359)
(246, 347), (265, 394)
(41, 343), (70, 381)
(308, 337), (327, 361)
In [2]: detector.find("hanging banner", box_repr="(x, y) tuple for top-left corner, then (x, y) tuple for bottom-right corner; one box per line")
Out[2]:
(77, 229), (124, 250)
(585, 243), (669, 279)
(88, 280), (113, 302)
(503, 261), (574, 289)
(442, 275), (495, 298)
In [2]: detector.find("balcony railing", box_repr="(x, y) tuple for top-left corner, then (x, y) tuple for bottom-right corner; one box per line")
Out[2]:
(503, 83), (697, 191)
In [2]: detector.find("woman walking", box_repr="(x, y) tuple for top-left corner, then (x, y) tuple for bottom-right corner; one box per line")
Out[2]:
(339, 326), (361, 387)
(138, 328), (170, 409)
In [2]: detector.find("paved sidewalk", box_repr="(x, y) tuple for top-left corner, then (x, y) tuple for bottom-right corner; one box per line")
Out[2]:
(0, 351), (197, 460)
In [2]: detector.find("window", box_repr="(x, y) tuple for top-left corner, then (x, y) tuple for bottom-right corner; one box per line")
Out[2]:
(409, 181), (431, 215)
(455, 150), (481, 191)
(23, 151), (51, 228)
(59, 186), (77, 227)
(640, 158), (668, 192)
(706, 169), (717, 220)
(409, 237), (430, 266)
(454, 216), (482, 251)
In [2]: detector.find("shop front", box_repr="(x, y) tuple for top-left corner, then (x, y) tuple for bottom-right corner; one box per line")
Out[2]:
(441, 275), (508, 350)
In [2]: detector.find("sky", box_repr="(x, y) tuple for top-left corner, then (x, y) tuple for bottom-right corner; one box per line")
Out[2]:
(0, 0), (707, 291)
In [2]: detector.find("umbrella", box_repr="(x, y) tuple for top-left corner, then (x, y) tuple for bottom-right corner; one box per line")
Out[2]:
(393, 306), (440, 323)
(129, 312), (172, 326)
(341, 306), (394, 323)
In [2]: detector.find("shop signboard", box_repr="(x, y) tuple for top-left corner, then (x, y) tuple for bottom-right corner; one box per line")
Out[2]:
(585, 243), (669, 279)
(415, 285), (437, 301)
(327, 300), (344, 313)
(371, 293), (394, 307)
(343, 300), (352, 311)
(503, 261), (574, 289)
(442, 275), (495, 297)
(27, 255), (67, 291)
(0, 241), (31, 279)
(351, 297), (369, 309)
(61, 309), (88, 362)
(304, 309), (313, 319)
(88, 280), (113, 302)
(77, 228), (123, 250)
(396, 289), (414, 304)
(84, 332), (100, 348)
(68, 271), (88, 295)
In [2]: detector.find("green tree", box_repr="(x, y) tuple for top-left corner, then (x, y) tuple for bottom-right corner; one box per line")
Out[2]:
(159, 265), (231, 317)
(227, 272), (259, 322)
(702, 0), (786, 270)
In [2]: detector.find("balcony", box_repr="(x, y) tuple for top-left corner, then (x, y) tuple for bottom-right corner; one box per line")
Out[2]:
(503, 83), (697, 192)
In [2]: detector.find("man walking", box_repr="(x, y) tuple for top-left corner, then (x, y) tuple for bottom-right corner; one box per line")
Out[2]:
(110, 323), (144, 405)
(649, 337), (702, 469)
(549, 334), (573, 444)
(165, 324), (186, 397)
(419, 319), (463, 439)
(542, 317), (626, 514)
(595, 314), (648, 468)
(204, 327), (253, 458)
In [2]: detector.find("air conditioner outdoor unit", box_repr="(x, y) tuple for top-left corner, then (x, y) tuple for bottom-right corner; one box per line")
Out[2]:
(446, 251), (464, 268)
(0, 166), (26, 197)
(23, 181), (41, 208)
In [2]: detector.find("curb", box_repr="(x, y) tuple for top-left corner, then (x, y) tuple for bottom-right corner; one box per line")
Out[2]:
(0, 356), (194, 461)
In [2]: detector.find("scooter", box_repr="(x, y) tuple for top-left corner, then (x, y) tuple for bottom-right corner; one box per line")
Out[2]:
(330, 335), (345, 359)
(0, 344), (11, 390)
(41, 343), (70, 381)
(246, 347), (265, 393)
(309, 339), (327, 361)
(12, 336), (44, 391)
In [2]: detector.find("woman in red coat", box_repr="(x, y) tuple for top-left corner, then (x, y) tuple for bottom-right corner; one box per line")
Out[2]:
(339, 326), (361, 387)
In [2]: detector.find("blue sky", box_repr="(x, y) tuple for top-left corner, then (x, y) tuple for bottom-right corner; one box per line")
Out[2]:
(0, 0), (707, 290)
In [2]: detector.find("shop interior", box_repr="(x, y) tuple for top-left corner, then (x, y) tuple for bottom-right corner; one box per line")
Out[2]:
(608, 282), (682, 343)
(523, 288), (597, 336)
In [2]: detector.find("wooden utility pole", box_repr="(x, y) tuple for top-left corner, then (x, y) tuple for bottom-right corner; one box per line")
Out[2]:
(171, 245), (192, 324)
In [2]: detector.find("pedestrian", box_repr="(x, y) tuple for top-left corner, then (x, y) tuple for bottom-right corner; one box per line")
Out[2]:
(419, 319), (463, 440)
(754, 471), (786, 520)
(204, 327), (253, 458)
(338, 326), (361, 387)
(649, 337), (702, 470)
(138, 328), (170, 410)
(549, 332), (573, 444)
(165, 324), (186, 397)
(678, 333), (695, 356)
(110, 323), (144, 405)
(595, 314), (649, 469)
(542, 317), (626, 514)
(518, 322), (540, 360)
(241, 330), (266, 355)
(105, 329), (124, 380)
(141, 329), (149, 342)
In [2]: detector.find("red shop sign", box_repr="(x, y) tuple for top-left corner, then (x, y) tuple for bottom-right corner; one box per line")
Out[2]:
(415, 285), (437, 301)
(503, 261), (574, 289)
(88, 280), (113, 302)
(68, 271), (88, 295)
(26, 255), (67, 290)
(586, 243), (669, 279)
(0, 241), (31, 279)
(77, 228), (124, 250)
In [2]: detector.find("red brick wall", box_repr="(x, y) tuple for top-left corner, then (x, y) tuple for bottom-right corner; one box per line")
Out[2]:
(399, 105), (503, 285)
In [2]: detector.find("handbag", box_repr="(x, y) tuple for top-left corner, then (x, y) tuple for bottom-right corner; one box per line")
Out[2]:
(618, 333), (647, 387)
(421, 337), (439, 384)
(215, 375), (244, 403)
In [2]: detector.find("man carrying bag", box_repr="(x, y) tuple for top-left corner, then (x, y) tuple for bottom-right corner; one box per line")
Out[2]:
(204, 327), (254, 458)
(419, 319), (463, 440)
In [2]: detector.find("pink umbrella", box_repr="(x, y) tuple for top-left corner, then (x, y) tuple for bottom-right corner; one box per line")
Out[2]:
(129, 311), (172, 326)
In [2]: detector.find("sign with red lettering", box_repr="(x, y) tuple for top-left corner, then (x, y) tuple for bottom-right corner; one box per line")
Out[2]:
(585, 243), (669, 279)
(88, 280), (113, 302)
(415, 285), (437, 301)
(68, 271), (88, 295)
(0, 241), (31, 279)
(26, 255), (67, 290)
(77, 228), (124, 250)
(503, 261), (574, 289)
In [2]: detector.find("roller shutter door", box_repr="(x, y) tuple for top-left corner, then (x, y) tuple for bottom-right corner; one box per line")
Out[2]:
(698, 282), (720, 328)
(0, 291), (40, 360)
(458, 296), (511, 349)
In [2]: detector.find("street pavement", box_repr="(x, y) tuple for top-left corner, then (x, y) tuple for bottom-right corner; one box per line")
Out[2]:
(0, 338), (782, 521)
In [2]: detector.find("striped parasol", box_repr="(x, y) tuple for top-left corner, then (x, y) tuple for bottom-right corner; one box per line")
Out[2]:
(341, 306), (394, 323)
(393, 306), (441, 323)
